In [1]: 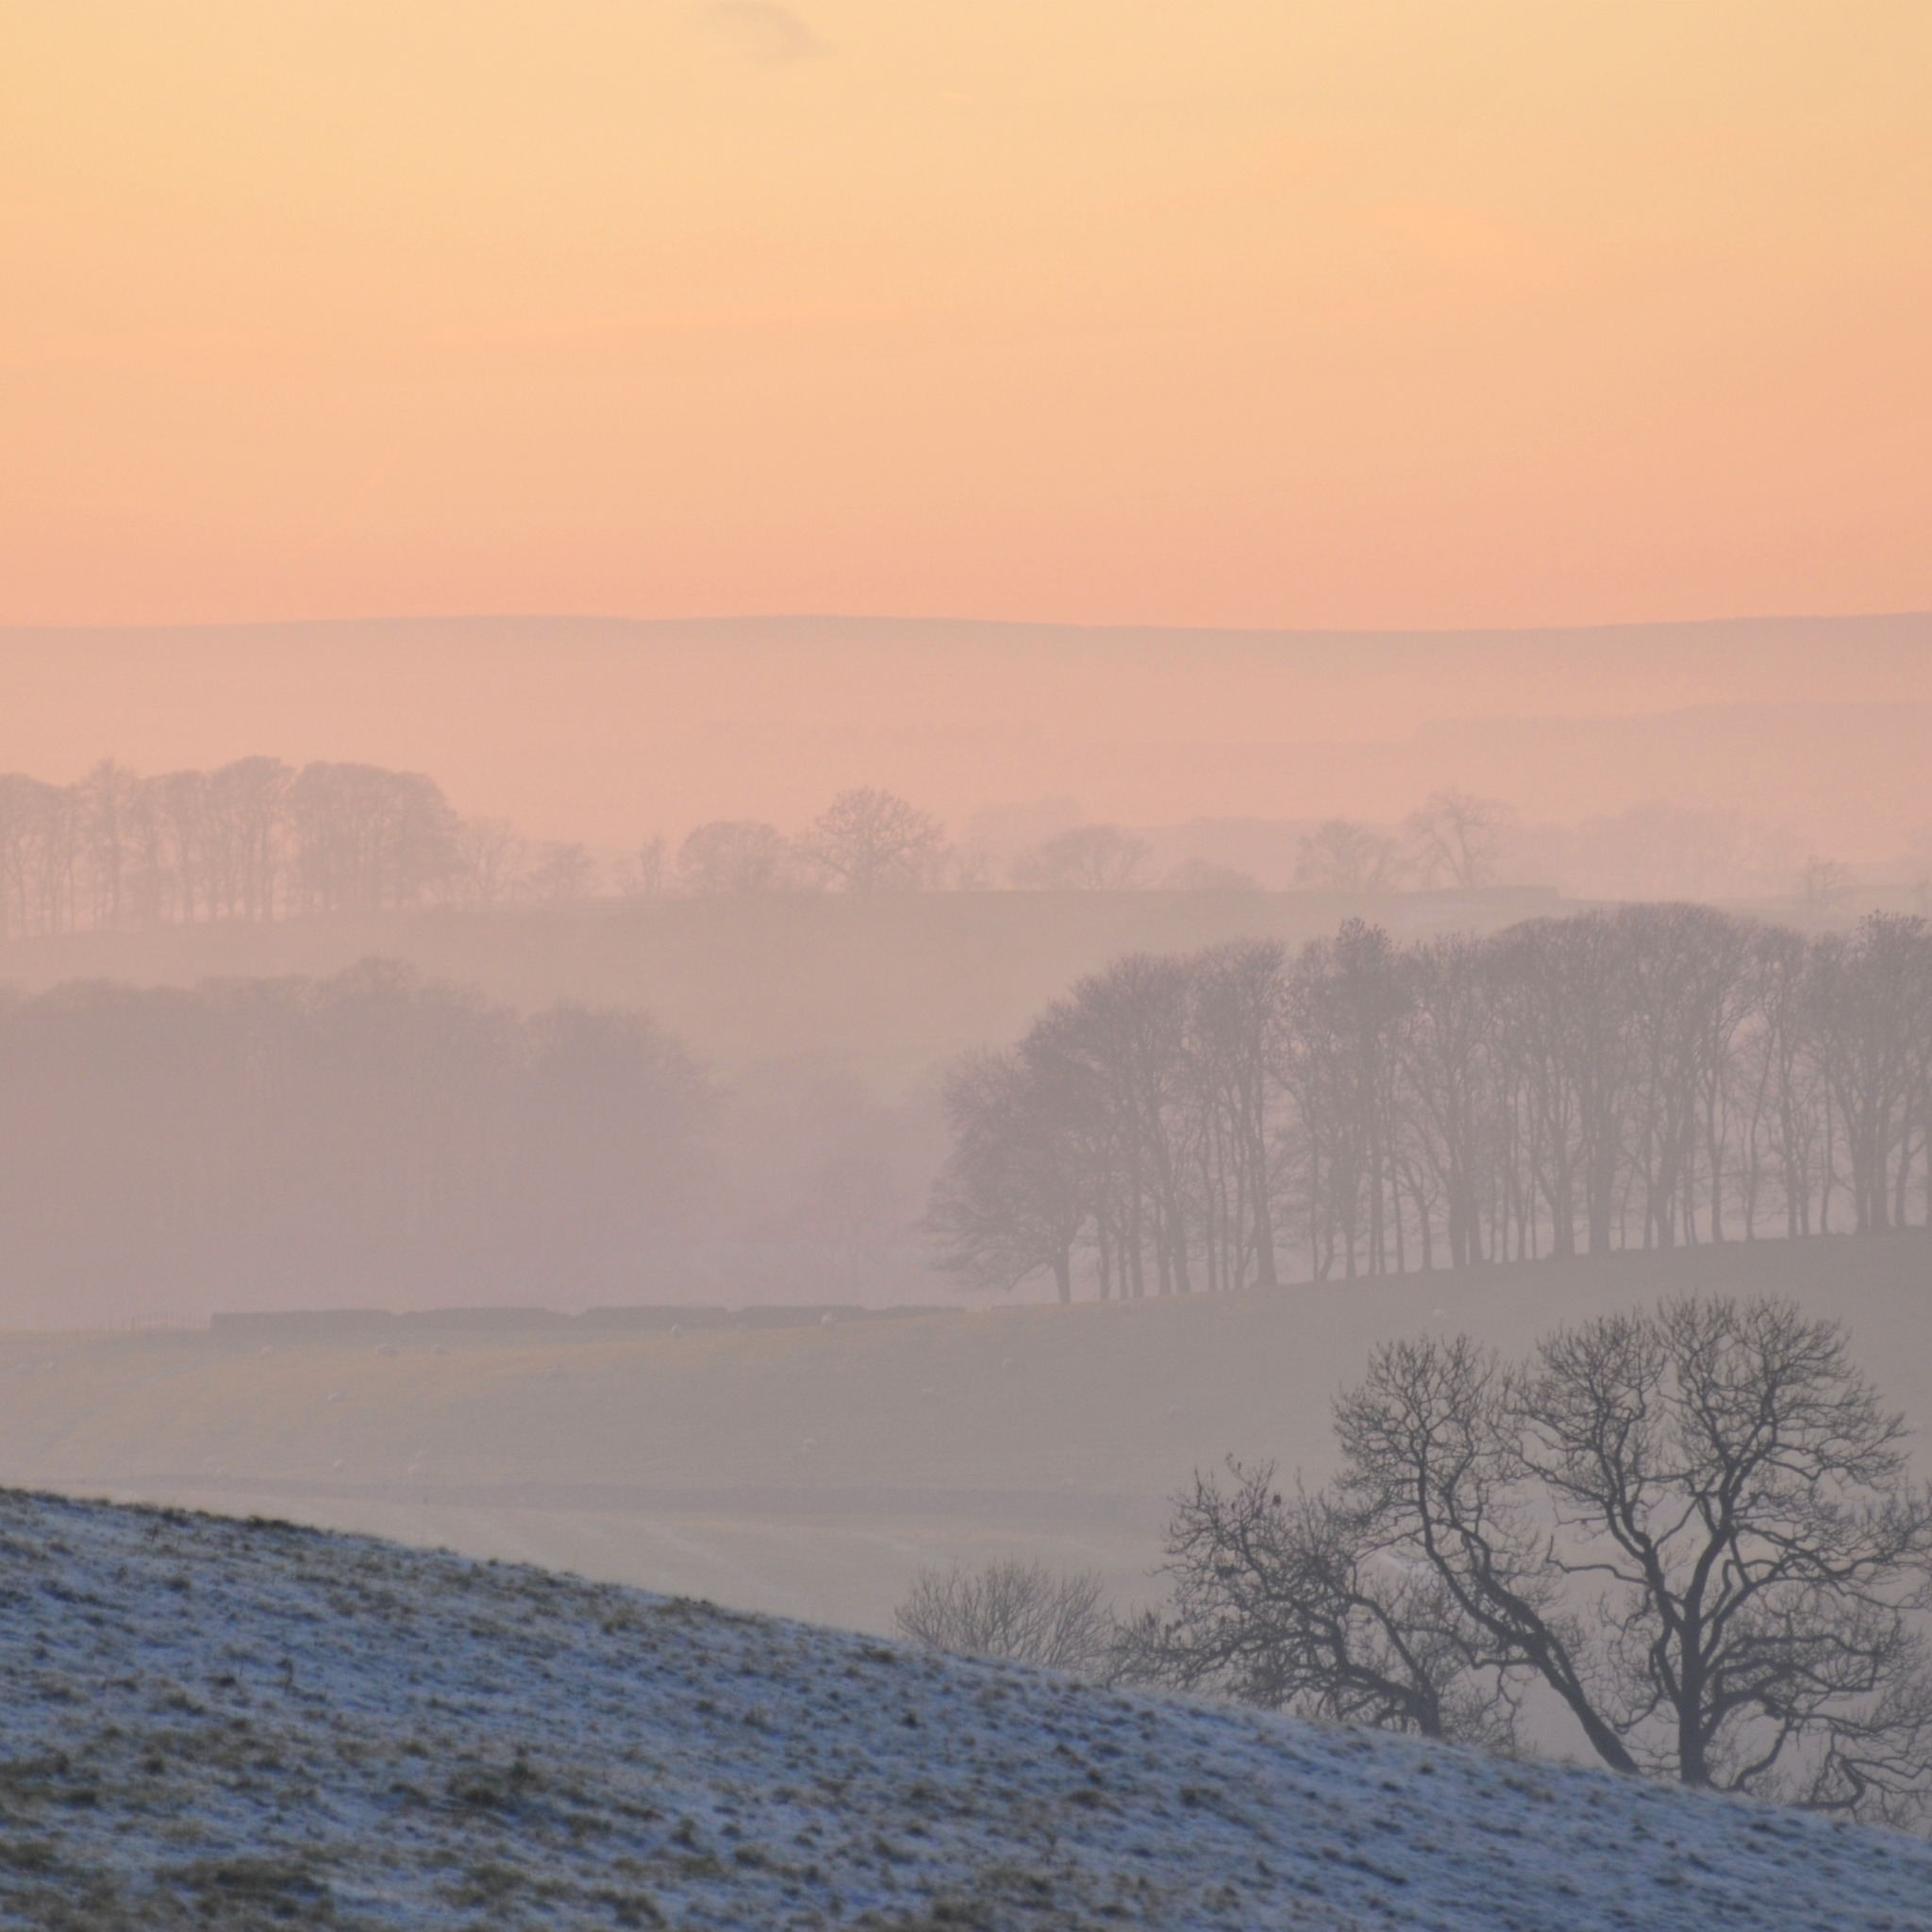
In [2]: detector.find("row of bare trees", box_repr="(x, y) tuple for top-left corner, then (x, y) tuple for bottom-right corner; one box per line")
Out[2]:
(996, 791), (1514, 893)
(1291, 790), (1514, 891)
(0, 764), (975, 935)
(0, 758), (575, 934)
(672, 788), (954, 894)
(928, 908), (1932, 1301)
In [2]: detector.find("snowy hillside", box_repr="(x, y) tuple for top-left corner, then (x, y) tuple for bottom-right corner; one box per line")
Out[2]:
(1, 1491), (1927, 1930)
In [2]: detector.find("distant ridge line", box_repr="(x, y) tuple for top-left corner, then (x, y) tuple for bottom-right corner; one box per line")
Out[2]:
(8, 608), (1932, 641)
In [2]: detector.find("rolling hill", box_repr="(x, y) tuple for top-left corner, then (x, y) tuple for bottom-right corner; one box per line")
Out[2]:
(0, 1487), (1926, 1930)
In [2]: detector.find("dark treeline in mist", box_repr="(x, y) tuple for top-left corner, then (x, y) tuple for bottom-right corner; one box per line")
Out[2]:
(0, 960), (945, 1318)
(8, 755), (1877, 931)
(0, 760), (974, 936)
(0, 963), (712, 1304)
(929, 908), (1932, 1300)
(0, 754), (1557, 942)
(0, 758), (610, 936)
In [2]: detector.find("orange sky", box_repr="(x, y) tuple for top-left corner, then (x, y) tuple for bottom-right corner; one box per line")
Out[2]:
(4, 2), (1930, 631)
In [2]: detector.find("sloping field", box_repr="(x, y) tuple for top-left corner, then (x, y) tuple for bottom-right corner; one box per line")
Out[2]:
(6, 1235), (1929, 1634)
(1, 1488), (1927, 1931)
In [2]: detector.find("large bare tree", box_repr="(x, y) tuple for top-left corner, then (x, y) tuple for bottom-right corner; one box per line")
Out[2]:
(1147, 1300), (1932, 1824)
(1124, 1461), (1523, 1747)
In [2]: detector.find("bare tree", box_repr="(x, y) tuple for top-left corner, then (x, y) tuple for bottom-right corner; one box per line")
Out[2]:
(1125, 1461), (1521, 1747)
(1807, 916), (1932, 1233)
(926, 1047), (1090, 1302)
(1142, 1302), (1932, 1822)
(807, 788), (945, 892)
(1328, 1301), (1932, 1820)
(1188, 939), (1289, 1291)
(452, 817), (528, 907)
(286, 763), (459, 914)
(150, 769), (210, 923)
(935, 907), (1932, 1297)
(8, 756), (492, 928)
(1277, 920), (1410, 1281)
(895, 1559), (1117, 1674)
(0, 774), (83, 936)
(203, 757), (292, 920)
(676, 820), (794, 895)
(1738, 924), (1824, 1237)
(1010, 824), (1150, 891)
(1401, 934), (1502, 1269)
(1804, 856), (1853, 908)
(1043, 954), (1202, 1296)
(1295, 820), (1403, 892)
(613, 837), (669, 899)
(77, 760), (143, 930)
(523, 841), (596, 904)
(1407, 789), (1514, 891)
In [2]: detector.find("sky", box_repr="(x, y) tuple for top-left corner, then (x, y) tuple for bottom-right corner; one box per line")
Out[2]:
(5, 2), (1931, 633)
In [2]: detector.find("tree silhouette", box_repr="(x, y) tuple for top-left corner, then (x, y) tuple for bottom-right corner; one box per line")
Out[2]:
(1145, 1299), (1932, 1824)
(676, 820), (795, 894)
(807, 788), (944, 892)
(932, 909), (1932, 1299)
(1010, 824), (1150, 891)
(1295, 819), (1403, 891)
(1406, 789), (1514, 890)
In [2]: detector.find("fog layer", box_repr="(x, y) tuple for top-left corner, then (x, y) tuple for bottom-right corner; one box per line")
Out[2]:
(7, 615), (1932, 859)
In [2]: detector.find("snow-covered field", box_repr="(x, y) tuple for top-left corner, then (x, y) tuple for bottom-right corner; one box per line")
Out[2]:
(1, 1491), (1927, 1929)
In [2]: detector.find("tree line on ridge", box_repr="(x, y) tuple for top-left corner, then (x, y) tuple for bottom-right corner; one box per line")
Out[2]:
(927, 907), (1932, 1300)
(0, 762), (972, 936)
(1, 752), (1560, 940)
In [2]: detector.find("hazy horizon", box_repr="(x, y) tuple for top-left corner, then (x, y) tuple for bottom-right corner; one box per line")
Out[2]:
(8, 610), (1932, 863)
(9, 16), (1932, 1856)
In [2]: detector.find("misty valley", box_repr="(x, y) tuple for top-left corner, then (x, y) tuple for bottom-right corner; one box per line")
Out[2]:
(0, 887), (1924, 1319)
(12, 0), (1932, 1910)
(6, 751), (1932, 1925)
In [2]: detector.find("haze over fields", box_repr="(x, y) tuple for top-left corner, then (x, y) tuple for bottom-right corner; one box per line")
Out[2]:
(8, 3), (1932, 1899)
